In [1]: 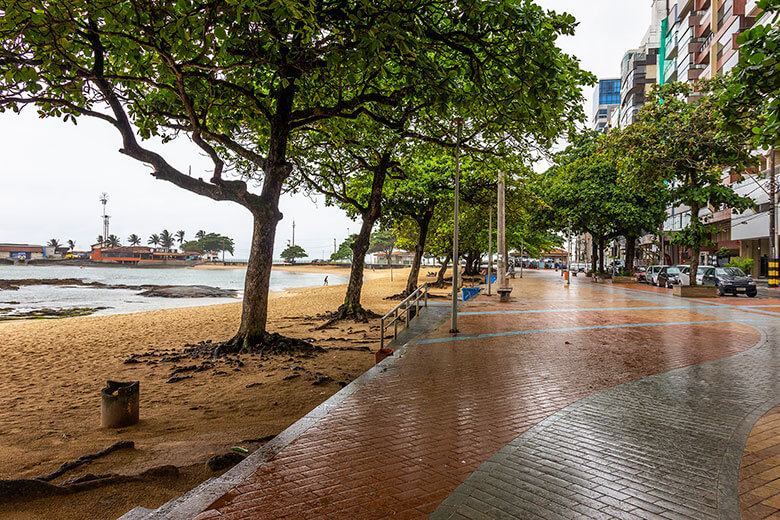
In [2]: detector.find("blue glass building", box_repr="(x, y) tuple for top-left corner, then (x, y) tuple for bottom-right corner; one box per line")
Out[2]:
(592, 78), (621, 132)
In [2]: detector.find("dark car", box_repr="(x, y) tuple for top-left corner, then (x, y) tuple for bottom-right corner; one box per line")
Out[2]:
(698, 266), (757, 297)
(633, 265), (647, 281)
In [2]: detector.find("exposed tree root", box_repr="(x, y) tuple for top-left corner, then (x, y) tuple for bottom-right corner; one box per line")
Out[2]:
(314, 304), (381, 330)
(37, 441), (134, 482)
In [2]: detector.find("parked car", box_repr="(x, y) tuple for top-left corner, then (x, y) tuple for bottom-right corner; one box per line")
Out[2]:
(633, 265), (648, 281)
(698, 266), (757, 297)
(646, 265), (669, 286)
(656, 265), (691, 288)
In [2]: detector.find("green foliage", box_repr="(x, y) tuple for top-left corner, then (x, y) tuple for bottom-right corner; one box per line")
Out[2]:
(181, 233), (234, 256)
(47, 238), (60, 248)
(723, 0), (780, 148)
(280, 245), (307, 262)
(716, 247), (732, 257)
(368, 228), (397, 259)
(148, 234), (160, 246)
(128, 234), (141, 246)
(618, 81), (756, 282)
(106, 234), (121, 247)
(331, 235), (356, 262)
(159, 229), (175, 249)
(726, 256), (755, 273)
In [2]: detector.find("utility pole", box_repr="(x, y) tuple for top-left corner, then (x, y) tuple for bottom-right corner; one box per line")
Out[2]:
(333, 238), (336, 256)
(498, 170), (507, 289)
(488, 202), (493, 296)
(99, 192), (110, 246)
(567, 232), (572, 285)
(292, 220), (296, 247)
(450, 117), (464, 334)
(771, 147), (778, 288)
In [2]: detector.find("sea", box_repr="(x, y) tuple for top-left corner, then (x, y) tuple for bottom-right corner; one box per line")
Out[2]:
(0, 265), (346, 317)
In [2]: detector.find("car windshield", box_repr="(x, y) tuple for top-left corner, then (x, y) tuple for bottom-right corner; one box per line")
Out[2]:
(678, 266), (690, 273)
(716, 267), (746, 277)
(666, 267), (681, 275)
(635, 266), (647, 272)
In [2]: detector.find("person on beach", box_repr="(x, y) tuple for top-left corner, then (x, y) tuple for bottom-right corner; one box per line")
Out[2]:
(323, 276), (328, 286)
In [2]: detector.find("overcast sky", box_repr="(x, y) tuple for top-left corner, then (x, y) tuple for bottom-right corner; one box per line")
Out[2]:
(0, 1), (653, 260)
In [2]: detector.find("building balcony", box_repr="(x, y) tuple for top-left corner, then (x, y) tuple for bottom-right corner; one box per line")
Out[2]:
(694, 0), (710, 10)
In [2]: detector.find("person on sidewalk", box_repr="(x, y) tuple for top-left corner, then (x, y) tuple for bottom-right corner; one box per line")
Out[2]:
(323, 276), (328, 286)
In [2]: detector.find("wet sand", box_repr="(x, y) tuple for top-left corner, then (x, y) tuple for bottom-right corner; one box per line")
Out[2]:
(0, 265), (445, 519)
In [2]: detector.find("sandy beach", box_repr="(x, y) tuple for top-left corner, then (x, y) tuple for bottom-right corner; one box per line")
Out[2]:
(0, 265), (443, 519)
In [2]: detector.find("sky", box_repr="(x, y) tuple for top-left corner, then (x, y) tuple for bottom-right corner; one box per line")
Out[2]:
(0, 1), (653, 260)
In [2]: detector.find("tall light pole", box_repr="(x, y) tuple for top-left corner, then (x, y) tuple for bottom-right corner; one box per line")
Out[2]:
(497, 170), (507, 289)
(487, 200), (493, 296)
(99, 192), (110, 246)
(450, 117), (464, 334)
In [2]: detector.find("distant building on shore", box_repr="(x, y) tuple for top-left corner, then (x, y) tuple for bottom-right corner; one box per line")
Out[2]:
(373, 250), (416, 265)
(91, 245), (202, 266)
(0, 243), (47, 261)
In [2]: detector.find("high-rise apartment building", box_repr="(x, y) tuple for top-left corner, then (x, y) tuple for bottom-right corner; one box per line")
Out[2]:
(592, 78), (621, 132)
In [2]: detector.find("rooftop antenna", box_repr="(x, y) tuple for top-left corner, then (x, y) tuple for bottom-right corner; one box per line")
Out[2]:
(100, 192), (110, 246)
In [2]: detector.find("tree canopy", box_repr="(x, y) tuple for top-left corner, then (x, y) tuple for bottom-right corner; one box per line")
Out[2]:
(280, 245), (307, 263)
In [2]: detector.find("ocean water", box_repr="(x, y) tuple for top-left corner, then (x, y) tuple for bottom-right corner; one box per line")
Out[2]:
(0, 265), (346, 317)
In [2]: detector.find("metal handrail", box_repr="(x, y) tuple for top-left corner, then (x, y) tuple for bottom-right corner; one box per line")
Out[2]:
(379, 283), (428, 350)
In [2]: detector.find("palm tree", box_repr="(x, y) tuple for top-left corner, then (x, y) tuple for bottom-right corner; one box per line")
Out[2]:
(67, 239), (76, 251)
(148, 233), (160, 246)
(159, 229), (175, 249)
(47, 238), (61, 248)
(96, 235), (103, 245)
(195, 230), (206, 240)
(128, 234), (141, 246)
(175, 230), (185, 245)
(107, 234), (121, 247)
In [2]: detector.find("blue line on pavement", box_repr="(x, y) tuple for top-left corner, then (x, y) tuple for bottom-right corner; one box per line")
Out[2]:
(418, 317), (780, 345)
(459, 305), (716, 316)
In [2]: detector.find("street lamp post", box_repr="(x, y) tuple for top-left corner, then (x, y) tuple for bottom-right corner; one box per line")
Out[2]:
(450, 117), (464, 334)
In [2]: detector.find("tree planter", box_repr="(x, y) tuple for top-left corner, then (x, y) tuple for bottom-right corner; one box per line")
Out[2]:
(592, 274), (612, 283)
(673, 285), (719, 298)
(375, 348), (394, 365)
(612, 276), (637, 283)
(585, 272), (592, 278)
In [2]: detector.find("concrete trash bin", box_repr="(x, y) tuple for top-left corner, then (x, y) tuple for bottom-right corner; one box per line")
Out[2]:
(101, 380), (139, 428)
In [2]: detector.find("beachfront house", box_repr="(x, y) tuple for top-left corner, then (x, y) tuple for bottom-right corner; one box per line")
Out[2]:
(0, 243), (46, 261)
(91, 245), (202, 265)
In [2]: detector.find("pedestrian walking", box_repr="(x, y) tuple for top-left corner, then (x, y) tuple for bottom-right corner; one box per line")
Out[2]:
(323, 276), (328, 286)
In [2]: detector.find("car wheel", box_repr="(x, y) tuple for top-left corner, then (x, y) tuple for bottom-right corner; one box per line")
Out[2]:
(747, 290), (757, 298)
(717, 285), (725, 297)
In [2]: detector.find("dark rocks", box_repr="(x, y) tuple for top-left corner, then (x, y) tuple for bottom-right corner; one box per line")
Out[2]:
(165, 375), (193, 384)
(137, 285), (237, 298)
(206, 452), (246, 472)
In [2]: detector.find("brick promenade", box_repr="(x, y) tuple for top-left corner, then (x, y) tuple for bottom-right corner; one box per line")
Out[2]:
(133, 271), (780, 519)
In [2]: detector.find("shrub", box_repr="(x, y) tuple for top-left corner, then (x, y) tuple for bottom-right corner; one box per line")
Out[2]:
(726, 257), (754, 274)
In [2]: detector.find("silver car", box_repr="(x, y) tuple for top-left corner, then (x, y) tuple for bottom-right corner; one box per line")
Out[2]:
(646, 265), (669, 286)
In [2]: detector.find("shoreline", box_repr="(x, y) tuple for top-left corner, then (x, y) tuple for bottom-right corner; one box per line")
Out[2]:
(0, 266), (447, 520)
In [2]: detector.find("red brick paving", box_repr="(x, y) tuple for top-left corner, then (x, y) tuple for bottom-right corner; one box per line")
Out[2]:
(740, 404), (780, 519)
(196, 273), (760, 519)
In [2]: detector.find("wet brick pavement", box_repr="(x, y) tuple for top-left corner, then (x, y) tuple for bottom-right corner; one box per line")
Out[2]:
(137, 271), (780, 519)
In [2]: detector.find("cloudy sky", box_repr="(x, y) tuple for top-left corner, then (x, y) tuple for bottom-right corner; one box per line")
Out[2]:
(0, 1), (653, 260)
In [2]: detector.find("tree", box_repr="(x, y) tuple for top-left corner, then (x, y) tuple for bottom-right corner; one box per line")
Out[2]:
(47, 238), (60, 248)
(195, 230), (206, 240)
(159, 229), (175, 249)
(619, 82), (756, 284)
(536, 131), (667, 273)
(67, 239), (75, 251)
(128, 234), (141, 246)
(175, 230), (185, 245)
(148, 234), (160, 247)
(368, 228), (397, 274)
(280, 245), (307, 263)
(95, 235), (103, 245)
(107, 234), (121, 247)
(181, 233), (235, 260)
(723, 0), (780, 148)
(330, 235), (356, 262)
(0, 0), (591, 352)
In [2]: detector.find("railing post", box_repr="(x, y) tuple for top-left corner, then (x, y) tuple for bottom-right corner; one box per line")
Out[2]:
(394, 309), (398, 338)
(380, 317), (385, 350)
(425, 284), (428, 307)
(405, 302), (409, 327)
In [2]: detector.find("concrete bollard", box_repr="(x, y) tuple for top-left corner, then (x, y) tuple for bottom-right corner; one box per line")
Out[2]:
(101, 380), (139, 428)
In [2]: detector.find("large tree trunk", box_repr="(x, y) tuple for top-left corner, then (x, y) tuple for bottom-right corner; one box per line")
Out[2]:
(689, 201), (701, 286)
(591, 238), (598, 273)
(624, 234), (636, 275)
(598, 236), (605, 273)
(339, 213), (375, 319)
(437, 252), (451, 284)
(405, 209), (433, 296)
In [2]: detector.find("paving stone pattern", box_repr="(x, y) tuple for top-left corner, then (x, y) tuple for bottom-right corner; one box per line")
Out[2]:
(187, 273), (770, 519)
(433, 284), (780, 519)
(740, 404), (780, 518)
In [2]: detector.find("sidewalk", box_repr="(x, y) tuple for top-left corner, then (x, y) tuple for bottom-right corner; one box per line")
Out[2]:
(132, 271), (780, 519)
